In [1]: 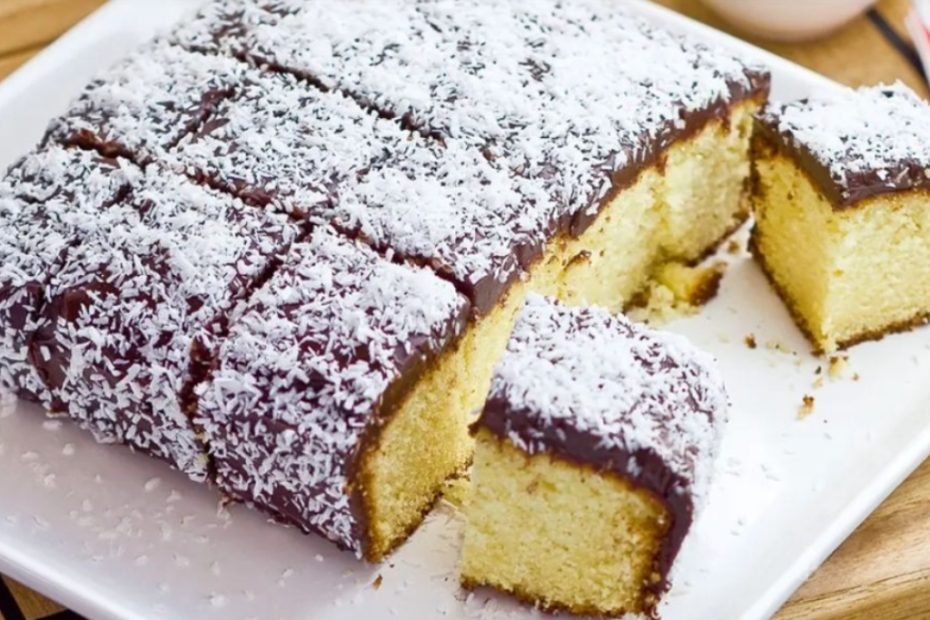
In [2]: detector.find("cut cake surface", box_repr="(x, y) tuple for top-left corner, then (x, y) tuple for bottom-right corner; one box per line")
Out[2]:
(462, 295), (727, 616)
(752, 83), (930, 352)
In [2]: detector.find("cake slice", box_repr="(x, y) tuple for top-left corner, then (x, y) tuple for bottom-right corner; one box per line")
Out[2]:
(167, 69), (411, 216)
(45, 40), (244, 164)
(751, 83), (930, 352)
(28, 163), (300, 480)
(195, 230), (471, 560)
(461, 295), (727, 617)
(0, 147), (133, 402)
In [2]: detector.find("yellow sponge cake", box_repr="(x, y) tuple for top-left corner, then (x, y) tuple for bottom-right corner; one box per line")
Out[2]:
(751, 83), (930, 352)
(461, 296), (727, 616)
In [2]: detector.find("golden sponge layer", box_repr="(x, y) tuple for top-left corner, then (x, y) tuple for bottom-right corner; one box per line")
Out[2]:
(357, 100), (760, 560)
(461, 429), (669, 616)
(752, 136), (930, 352)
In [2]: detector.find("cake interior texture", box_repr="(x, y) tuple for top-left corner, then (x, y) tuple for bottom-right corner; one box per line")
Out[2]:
(359, 336), (474, 559)
(462, 428), (669, 616)
(456, 98), (760, 418)
(752, 133), (930, 352)
(325, 90), (760, 559)
(459, 295), (727, 616)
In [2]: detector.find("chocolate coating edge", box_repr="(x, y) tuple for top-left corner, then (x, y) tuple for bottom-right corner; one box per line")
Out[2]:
(753, 112), (930, 209)
(474, 397), (694, 615)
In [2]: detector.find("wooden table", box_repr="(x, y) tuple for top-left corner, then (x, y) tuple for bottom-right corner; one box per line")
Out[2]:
(0, 1), (928, 619)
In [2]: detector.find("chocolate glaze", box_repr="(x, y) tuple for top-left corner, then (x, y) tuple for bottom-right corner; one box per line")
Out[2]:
(27, 164), (300, 480)
(461, 72), (770, 317)
(571, 71), (771, 237)
(755, 86), (930, 208)
(44, 41), (243, 166)
(171, 0), (302, 57)
(0, 148), (131, 402)
(754, 117), (930, 208)
(473, 296), (726, 615)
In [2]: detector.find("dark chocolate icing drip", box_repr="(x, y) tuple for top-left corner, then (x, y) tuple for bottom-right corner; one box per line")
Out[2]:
(754, 113), (930, 208)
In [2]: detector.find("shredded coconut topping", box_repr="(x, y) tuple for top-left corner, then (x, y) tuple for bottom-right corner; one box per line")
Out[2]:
(170, 0), (302, 56)
(168, 69), (409, 217)
(484, 295), (727, 509)
(0, 147), (134, 401)
(30, 163), (299, 480)
(195, 230), (468, 553)
(46, 40), (245, 164)
(169, 68), (562, 313)
(247, 0), (760, 213)
(760, 83), (930, 202)
(331, 138), (559, 314)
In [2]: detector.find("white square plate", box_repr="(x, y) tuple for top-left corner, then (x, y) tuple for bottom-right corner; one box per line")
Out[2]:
(1, 2), (926, 619)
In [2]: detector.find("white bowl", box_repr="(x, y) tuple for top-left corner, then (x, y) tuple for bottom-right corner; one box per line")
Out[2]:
(701, 0), (877, 41)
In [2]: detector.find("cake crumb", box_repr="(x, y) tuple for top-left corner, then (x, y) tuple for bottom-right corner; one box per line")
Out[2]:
(798, 395), (816, 419)
(727, 239), (742, 255)
(628, 261), (725, 325)
(828, 355), (850, 379)
(744, 334), (757, 349)
(372, 574), (383, 590)
(765, 340), (793, 354)
(440, 473), (471, 509)
(853, 372), (861, 381)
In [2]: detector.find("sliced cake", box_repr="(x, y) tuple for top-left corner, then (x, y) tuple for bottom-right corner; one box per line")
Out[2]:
(0, 1), (770, 562)
(461, 295), (727, 616)
(751, 83), (930, 352)
(26, 159), (300, 480)
(0, 147), (133, 403)
(195, 230), (471, 561)
(45, 40), (244, 165)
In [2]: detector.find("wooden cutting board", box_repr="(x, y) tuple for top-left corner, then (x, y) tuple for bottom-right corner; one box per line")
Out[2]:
(0, 1), (928, 619)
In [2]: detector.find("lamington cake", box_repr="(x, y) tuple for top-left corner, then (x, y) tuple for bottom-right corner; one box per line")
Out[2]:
(0, 147), (132, 403)
(195, 230), (471, 561)
(461, 295), (727, 617)
(751, 83), (930, 352)
(2, 146), (301, 479)
(176, 0), (766, 435)
(0, 0), (768, 561)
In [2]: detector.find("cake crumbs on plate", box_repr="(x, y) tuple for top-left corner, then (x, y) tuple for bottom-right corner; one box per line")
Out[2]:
(440, 472), (471, 508)
(628, 261), (725, 325)
(372, 574), (384, 589)
(744, 333), (757, 349)
(727, 239), (743, 255)
(798, 394), (816, 419)
(828, 354), (850, 379)
(765, 340), (798, 357)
